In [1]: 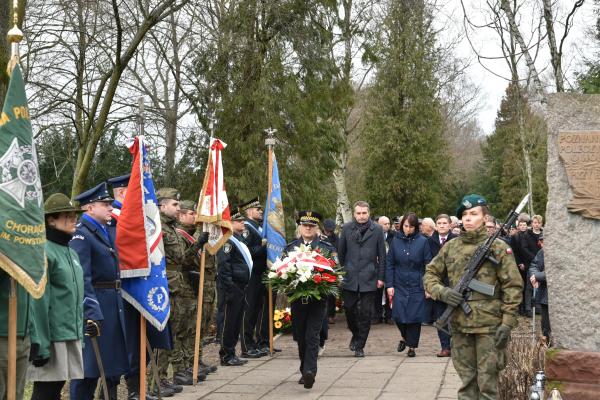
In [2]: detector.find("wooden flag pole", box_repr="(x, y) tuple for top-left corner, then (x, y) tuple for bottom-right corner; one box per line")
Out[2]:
(7, 279), (17, 400)
(192, 245), (207, 385)
(265, 130), (275, 355)
(140, 316), (147, 399)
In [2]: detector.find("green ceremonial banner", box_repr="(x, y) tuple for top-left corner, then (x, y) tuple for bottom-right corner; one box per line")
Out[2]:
(0, 64), (46, 299)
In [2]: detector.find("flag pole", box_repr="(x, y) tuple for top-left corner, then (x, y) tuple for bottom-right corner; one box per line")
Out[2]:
(192, 245), (206, 385)
(265, 127), (277, 356)
(136, 97), (149, 398)
(6, 3), (22, 400)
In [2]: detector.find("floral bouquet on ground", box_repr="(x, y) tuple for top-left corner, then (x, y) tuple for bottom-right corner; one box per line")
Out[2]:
(266, 244), (343, 303)
(273, 308), (292, 333)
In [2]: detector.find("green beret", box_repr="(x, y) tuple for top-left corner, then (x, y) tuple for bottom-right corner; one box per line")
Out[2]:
(45, 193), (82, 215)
(156, 188), (180, 202)
(456, 194), (487, 217)
(179, 200), (196, 211)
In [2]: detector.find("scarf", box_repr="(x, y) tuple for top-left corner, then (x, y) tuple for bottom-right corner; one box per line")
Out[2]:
(46, 226), (73, 246)
(351, 219), (372, 242)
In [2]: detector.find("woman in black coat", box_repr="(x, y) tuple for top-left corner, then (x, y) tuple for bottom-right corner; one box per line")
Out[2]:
(385, 213), (432, 357)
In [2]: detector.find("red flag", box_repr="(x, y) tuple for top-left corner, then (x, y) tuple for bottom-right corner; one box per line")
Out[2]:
(195, 138), (232, 255)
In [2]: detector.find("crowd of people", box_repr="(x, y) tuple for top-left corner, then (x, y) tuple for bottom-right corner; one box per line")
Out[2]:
(0, 178), (549, 400)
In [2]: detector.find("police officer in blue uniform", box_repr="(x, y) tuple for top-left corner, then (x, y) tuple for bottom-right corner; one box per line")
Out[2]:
(106, 174), (176, 399)
(69, 182), (130, 400)
(283, 211), (338, 389)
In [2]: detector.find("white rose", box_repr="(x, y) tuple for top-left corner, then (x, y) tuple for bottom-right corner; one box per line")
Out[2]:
(281, 272), (288, 280)
(298, 275), (308, 283)
(268, 271), (277, 279)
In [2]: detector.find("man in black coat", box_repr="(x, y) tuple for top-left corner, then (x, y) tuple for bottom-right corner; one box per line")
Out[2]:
(337, 201), (386, 357)
(427, 214), (456, 357)
(375, 216), (394, 324)
(513, 219), (541, 317)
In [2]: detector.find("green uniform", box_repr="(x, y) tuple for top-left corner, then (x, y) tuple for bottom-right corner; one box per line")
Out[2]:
(30, 240), (84, 360)
(158, 213), (197, 379)
(423, 226), (523, 400)
(0, 270), (32, 400)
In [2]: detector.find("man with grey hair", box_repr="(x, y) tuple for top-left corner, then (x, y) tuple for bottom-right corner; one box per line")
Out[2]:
(421, 218), (435, 237)
(338, 201), (386, 357)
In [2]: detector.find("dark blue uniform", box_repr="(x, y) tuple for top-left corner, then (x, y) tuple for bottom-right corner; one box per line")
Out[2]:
(69, 216), (130, 399)
(283, 237), (337, 379)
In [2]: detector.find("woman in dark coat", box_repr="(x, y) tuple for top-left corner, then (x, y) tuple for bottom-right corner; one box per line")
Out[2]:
(385, 213), (432, 357)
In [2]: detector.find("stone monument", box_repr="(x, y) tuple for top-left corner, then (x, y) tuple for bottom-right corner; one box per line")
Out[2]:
(544, 93), (600, 399)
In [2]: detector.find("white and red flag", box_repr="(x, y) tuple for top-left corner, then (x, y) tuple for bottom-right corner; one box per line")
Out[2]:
(195, 138), (232, 255)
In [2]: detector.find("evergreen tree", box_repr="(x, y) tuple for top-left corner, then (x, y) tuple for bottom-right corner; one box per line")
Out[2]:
(361, 0), (449, 217)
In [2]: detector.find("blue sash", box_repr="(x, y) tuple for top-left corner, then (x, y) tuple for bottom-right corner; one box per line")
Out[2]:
(230, 236), (253, 274)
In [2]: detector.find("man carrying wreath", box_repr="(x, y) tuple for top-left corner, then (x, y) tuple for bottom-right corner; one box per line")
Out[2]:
(277, 211), (340, 389)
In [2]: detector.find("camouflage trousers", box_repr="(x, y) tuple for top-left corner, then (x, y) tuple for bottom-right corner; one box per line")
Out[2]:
(201, 281), (216, 340)
(451, 332), (507, 400)
(158, 295), (196, 378)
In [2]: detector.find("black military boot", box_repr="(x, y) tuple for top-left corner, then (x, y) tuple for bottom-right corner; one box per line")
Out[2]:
(173, 370), (194, 385)
(200, 360), (218, 373)
(149, 380), (177, 397)
(185, 367), (207, 382)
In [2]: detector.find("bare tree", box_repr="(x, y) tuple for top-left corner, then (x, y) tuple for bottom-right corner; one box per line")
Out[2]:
(23, 0), (189, 196)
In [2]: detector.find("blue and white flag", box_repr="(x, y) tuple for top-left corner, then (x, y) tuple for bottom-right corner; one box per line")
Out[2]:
(117, 136), (170, 331)
(262, 153), (286, 267)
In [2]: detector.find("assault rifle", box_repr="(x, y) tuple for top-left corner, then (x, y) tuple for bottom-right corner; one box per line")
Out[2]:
(434, 194), (530, 334)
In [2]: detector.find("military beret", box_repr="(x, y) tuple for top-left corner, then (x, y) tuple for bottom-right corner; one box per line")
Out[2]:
(179, 200), (196, 211)
(456, 194), (488, 217)
(45, 193), (83, 215)
(297, 210), (322, 226)
(156, 188), (180, 202)
(107, 173), (130, 189)
(239, 197), (263, 211)
(74, 182), (113, 206)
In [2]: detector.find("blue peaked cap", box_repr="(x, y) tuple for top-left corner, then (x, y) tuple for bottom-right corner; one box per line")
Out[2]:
(75, 182), (114, 206)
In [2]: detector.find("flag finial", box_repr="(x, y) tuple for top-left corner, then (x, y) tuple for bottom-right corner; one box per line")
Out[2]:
(265, 127), (277, 147)
(7, 0), (23, 75)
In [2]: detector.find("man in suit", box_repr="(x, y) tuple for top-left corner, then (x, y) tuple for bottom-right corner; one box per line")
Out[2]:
(337, 201), (386, 357)
(69, 182), (130, 400)
(375, 216), (394, 324)
(427, 214), (456, 357)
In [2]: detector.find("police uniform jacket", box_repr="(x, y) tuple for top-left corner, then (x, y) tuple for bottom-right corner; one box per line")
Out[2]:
(386, 231), (432, 324)
(243, 218), (267, 274)
(107, 209), (172, 351)
(424, 226), (523, 334)
(216, 234), (251, 296)
(70, 216), (130, 378)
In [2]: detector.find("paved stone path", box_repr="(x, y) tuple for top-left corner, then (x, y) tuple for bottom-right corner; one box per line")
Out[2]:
(174, 315), (462, 400)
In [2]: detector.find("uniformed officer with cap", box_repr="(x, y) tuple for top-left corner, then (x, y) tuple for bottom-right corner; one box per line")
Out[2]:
(69, 182), (130, 400)
(238, 197), (271, 358)
(156, 189), (209, 387)
(176, 200), (218, 375)
(424, 194), (523, 400)
(216, 210), (252, 366)
(106, 175), (175, 399)
(283, 211), (338, 389)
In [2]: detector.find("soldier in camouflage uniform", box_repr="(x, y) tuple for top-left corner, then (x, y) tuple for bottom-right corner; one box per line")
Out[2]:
(423, 194), (523, 400)
(156, 189), (208, 387)
(176, 200), (218, 374)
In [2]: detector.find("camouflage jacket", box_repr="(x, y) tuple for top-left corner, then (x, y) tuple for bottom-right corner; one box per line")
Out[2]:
(176, 223), (217, 281)
(161, 213), (195, 297)
(423, 226), (523, 334)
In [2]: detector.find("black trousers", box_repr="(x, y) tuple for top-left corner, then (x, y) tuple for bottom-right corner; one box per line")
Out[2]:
(343, 290), (376, 350)
(31, 381), (65, 400)
(219, 285), (246, 360)
(433, 300), (451, 350)
(327, 294), (337, 318)
(541, 304), (551, 338)
(396, 322), (422, 348)
(241, 271), (271, 352)
(291, 298), (326, 375)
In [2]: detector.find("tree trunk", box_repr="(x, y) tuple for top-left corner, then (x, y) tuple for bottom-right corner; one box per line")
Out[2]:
(541, 0), (564, 92)
(333, 152), (352, 223)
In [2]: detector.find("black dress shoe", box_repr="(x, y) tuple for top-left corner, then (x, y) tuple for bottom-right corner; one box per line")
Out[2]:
(407, 348), (416, 357)
(258, 347), (270, 357)
(221, 356), (248, 366)
(397, 340), (406, 352)
(241, 349), (262, 358)
(354, 349), (365, 358)
(303, 371), (315, 389)
(298, 376), (304, 385)
(349, 339), (356, 352)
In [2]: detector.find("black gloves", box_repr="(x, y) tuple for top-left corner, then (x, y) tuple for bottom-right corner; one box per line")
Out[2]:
(440, 287), (463, 307)
(29, 343), (49, 367)
(85, 319), (101, 337)
(494, 325), (511, 349)
(197, 231), (209, 247)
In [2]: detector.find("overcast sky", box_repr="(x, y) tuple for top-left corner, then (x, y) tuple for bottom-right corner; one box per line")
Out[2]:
(437, 0), (597, 134)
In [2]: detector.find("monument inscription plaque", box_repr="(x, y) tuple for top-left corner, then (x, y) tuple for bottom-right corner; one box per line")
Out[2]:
(558, 131), (600, 219)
